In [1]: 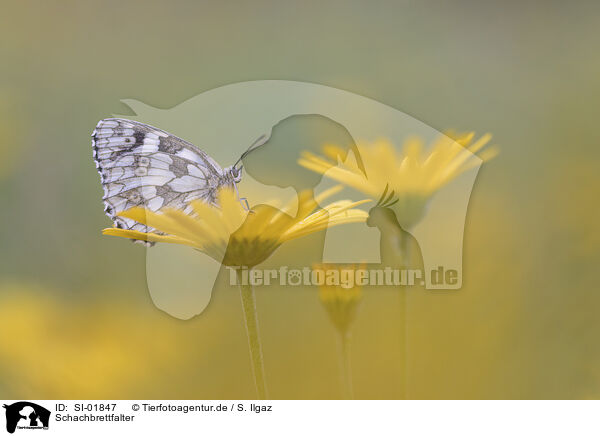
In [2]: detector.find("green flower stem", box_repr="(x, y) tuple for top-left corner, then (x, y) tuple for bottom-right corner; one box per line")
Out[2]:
(398, 283), (407, 399)
(398, 229), (409, 400)
(237, 269), (268, 400)
(338, 330), (354, 400)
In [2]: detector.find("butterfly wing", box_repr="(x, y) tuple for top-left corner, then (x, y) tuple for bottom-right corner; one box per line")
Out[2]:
(92, 118), (233, 237)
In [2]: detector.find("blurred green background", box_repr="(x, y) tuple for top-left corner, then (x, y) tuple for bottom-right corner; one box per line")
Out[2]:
(0, 0), (598, 399)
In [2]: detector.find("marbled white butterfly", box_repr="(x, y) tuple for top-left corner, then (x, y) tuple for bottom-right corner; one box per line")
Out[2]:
(92, 118), (265, 244)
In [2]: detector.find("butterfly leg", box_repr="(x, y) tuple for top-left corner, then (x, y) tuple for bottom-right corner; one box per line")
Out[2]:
(233, 182), (253, 213)
(240, 197), (256, 214)
(240, 197), (252, 211)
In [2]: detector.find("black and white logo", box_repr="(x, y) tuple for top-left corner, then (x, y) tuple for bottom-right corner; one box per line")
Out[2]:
(3, 402), (50, 434)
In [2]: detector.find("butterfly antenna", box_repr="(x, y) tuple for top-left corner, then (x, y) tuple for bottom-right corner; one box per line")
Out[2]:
(234, 134), (270, 169)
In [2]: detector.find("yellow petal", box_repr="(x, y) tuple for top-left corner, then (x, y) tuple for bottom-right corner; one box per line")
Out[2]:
(102, 228), (197, 246)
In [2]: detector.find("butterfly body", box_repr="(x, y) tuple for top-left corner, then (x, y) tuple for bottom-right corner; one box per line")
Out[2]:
(92, 118), (243, 238)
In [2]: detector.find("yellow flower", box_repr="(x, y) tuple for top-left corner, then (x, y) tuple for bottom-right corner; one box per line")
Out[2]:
(103, 186), (369, 267)
(299, 132), (498, 229)
(0, 283), (191, 398)
(315, 263), (365, 399)
(315, 263), (365, 334)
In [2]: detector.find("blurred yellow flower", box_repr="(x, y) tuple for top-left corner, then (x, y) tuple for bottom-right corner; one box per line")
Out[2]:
(299, 133), (497, 229)
(103, 186), (369, 267)
(0, 283), (191, 398)
(315, 263), (365, 399)
(315, 263), (365, 334)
